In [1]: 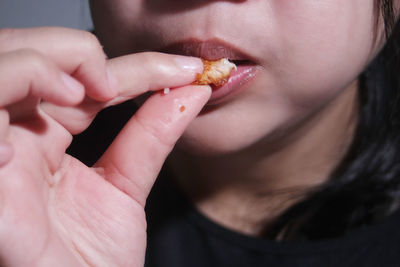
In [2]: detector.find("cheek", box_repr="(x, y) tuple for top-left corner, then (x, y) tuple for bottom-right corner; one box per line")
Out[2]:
(178, 1), (378, 155)
(271, 0), (375, 108)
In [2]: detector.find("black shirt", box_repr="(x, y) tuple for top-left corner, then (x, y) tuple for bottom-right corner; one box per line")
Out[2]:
(144, 173), (400, 267)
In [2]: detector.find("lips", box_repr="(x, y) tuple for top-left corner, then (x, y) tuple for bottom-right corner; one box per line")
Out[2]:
(161, 39), (251, 61)
(160, 39), (259, 104)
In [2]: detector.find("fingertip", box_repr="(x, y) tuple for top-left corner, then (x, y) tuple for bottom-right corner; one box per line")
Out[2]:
(138, 84), (212, 135)
(197, 84), (212, 96)
(181, 85), (212, 105)
(161, 84), (211, 97)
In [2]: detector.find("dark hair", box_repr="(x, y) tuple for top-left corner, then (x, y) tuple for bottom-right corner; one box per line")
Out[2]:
(268, 0), (400, 240)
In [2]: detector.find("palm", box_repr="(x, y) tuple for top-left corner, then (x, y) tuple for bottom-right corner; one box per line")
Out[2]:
(1, 113), (146, 266)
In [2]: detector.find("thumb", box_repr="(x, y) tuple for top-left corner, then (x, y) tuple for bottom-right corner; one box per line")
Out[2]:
(95, 85), (211, 206)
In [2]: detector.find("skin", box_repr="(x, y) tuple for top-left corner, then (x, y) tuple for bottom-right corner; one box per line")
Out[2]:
(0, 27), (210, 266)
(0, 1), (397, 267)
(91, 0), (392, 236)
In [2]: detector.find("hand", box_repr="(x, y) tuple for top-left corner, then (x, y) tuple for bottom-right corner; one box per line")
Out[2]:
(0, 27), (210, 266)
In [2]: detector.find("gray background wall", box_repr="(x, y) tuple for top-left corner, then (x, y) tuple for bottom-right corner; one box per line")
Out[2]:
(0, 0), (93, 30)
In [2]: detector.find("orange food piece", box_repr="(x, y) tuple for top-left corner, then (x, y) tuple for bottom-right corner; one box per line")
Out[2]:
(193, 58), (237, 86)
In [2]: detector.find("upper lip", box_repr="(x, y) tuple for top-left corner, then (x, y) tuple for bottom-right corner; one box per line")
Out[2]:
(159, 38), (255, 62)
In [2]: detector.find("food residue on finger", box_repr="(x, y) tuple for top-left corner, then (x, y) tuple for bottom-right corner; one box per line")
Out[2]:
(193, 58), (237, 86)
(179, 105), (186, 112)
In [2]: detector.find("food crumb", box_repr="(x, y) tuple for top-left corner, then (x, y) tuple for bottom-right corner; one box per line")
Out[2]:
(163, 88), (170, 94)
(179, 105), (186, 112)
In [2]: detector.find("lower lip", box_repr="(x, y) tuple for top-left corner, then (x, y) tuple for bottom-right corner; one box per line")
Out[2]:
(207, 64), (258, 105)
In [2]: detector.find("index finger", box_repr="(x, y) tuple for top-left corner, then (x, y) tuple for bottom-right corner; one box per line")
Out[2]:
(106, 52), (203, 104)
(40, 53), (204, 134)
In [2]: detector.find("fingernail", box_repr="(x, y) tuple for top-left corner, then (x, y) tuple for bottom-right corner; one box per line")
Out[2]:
(61, 72), (84, 96)
(173, 56), (203, 73)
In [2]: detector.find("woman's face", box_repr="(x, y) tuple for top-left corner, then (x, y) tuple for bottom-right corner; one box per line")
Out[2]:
(91, 0), (383, 155)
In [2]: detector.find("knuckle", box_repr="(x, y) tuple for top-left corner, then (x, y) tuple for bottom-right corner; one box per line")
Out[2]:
(17, 48), (46, 66)
(79, 31), (105, 57)
(16, 48), (43, 60)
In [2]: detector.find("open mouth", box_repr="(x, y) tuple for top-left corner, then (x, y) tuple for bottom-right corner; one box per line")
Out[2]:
(160, 38), (256, 62)
(231, 59), (253, 65)
(160, 39), (259, 104)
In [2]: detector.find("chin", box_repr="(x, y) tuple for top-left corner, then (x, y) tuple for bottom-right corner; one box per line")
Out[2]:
(174, 107), (289, 157)
(174, 97), (290, 157)
(175, 134), (246, 156)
